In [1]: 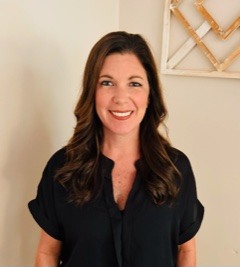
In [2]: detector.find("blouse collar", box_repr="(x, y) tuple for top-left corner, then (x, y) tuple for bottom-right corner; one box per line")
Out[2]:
(100, 153), (142, 179)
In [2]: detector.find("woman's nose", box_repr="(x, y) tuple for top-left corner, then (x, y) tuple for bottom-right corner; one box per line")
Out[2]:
(112, 86), (129, 104)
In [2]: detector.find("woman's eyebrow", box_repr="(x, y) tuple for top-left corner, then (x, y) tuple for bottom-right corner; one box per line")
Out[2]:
(129, 75), (144, 80)
(98, 75), (144, 80)
(99, 75), (113, 79)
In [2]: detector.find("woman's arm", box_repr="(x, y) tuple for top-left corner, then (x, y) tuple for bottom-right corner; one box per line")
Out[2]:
(35, 230), (62, 267)
(177, 237), (196, 267)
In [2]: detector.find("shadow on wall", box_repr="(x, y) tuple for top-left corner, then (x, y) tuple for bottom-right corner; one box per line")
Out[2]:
(1, 43), (66, 265)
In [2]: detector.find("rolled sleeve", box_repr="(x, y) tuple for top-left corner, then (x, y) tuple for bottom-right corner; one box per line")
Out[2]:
(179, 199), (204, 244)
(176, 152), (204, 245)
(28, 152), (64, 240)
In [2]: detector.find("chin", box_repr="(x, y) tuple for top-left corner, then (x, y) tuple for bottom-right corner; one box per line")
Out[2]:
(105, 126), (139, 137)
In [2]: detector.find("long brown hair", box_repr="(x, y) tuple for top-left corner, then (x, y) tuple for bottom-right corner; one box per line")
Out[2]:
(56, 31), (180, 206)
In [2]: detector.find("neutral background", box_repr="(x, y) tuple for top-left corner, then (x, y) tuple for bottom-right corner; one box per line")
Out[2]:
(0, 0), (239, 266)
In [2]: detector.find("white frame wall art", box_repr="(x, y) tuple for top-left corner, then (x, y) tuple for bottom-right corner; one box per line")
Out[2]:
(161, 0), (240, 79)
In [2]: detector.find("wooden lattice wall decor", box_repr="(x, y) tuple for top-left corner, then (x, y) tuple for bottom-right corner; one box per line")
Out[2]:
(161, 0), (240, 79)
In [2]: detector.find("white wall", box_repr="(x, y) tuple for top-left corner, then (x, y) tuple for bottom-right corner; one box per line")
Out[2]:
(1, 0), (240, 266)
(0, 0), (119, 265)
(120, 0), (240, 266)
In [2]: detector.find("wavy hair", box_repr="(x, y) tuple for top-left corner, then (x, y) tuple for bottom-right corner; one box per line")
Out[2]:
(56, 31), (181, 206)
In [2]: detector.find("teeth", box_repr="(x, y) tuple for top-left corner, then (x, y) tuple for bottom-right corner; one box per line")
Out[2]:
(111, 111), (132, 117)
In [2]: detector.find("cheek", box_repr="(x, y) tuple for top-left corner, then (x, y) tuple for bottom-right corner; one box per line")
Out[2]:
(95, 91), (104, 108)
(95, 91), (109, 117)
(137, 93), (149, 109)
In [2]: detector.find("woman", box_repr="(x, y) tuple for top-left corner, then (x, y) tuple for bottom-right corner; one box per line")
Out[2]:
(29, 31), (204, 267)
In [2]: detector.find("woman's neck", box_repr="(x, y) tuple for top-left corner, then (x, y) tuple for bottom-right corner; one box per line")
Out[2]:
(101, 132), (140, 162)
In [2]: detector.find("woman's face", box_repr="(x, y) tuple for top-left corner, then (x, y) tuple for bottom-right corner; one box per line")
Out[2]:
(95, 52), (149, 138)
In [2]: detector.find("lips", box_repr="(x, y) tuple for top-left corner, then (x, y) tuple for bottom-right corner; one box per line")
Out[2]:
(110, 110), (133, 120)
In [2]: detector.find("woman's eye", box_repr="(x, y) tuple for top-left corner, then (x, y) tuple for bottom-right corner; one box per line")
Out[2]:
(130, 82), (142, 87)
(100, 80), (113, 86)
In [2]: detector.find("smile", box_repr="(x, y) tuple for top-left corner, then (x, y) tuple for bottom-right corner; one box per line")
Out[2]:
(110, 111), (133, 119)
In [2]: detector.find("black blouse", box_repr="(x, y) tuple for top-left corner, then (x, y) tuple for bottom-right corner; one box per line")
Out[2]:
(28, 147), (204, 267)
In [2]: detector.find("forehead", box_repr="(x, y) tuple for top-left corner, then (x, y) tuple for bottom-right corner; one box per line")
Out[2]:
(100, 53), (146, 74)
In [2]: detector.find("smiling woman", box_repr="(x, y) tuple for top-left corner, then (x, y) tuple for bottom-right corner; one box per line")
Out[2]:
(28, 31), (204, 267)
(95, 53), (149, 136)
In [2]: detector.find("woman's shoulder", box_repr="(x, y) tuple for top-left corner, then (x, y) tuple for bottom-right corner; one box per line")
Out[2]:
(167, 146), (192, 171)
(45, 146), (67, 171)
(35, 147), (67, 189)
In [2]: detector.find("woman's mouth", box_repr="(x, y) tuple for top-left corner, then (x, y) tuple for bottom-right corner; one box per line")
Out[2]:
(110, 111), (133, 119)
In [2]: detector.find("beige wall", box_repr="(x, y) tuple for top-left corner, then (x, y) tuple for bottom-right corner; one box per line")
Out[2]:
(120, 0), (240, 266)
(1, 0), (239, 266)
(0, 1), (119, 265)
